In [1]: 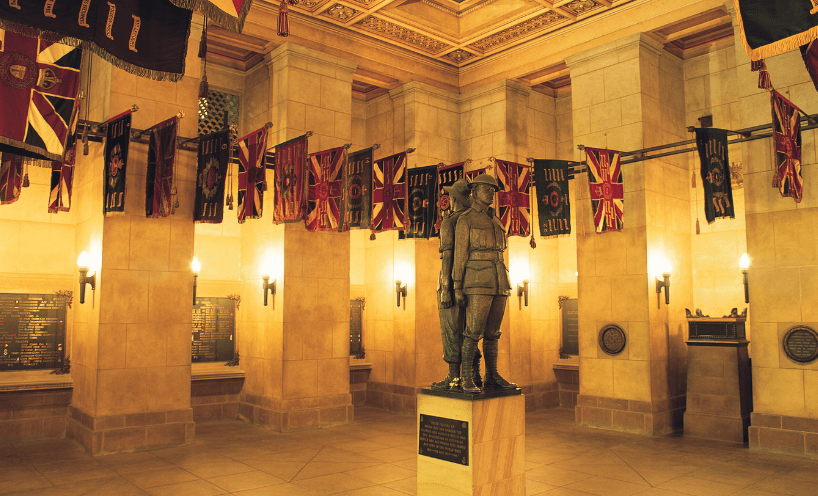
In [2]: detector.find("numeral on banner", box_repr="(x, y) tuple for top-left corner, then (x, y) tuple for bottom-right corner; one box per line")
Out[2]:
(78, 0), (91, 27)
(128, 15), (141, 52)
(105, 2), (116, 40)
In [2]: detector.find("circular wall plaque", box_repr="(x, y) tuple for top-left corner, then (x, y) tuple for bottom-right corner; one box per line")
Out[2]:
(599, 324), (626, 356)
(783, 325), (818, 364)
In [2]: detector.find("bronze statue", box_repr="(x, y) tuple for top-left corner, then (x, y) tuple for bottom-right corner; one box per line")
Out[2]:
(453, 174), (517, 393)
(432, 179), (482, 390)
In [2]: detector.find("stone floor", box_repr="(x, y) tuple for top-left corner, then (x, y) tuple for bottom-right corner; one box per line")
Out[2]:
(1, 407), (817, 495)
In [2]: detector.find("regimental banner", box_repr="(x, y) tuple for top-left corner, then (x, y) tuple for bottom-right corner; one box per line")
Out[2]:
(533, 160), (571, 237)
(0, 154), (23, 205)
(801, 40), (818, 92)
(0, 1), (191, 81)
(166, 0), (253, 33)
(0, 31), (81, 161)
(433, 162), (464, 238)
(194, 129), (230, 223)
(273, 134), (308, 223)
(465, 166), (489, 183)
(146, 116), (179, 218)
(495, 160), (531, 237)
(402, 165), (436, 239)
(771, 90), (803, 203)
(734, 0), (818, 61)
(585, 147), (624, 233)
(103, 111), (132, 216)
(48, 99), (81, 213)
(345, 148), (373, 230)
(237, 127), (267, 223)
(695, 129), (735, 223)
(371, 151), (408, 233)
(305, 146), (346, 232)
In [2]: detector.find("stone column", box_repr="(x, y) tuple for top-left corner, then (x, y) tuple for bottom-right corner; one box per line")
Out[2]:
(567, 33), (692, 435)
(68, 17), (203, 453)
(238, 43), (355, 431)
(724, 2), (818, 456)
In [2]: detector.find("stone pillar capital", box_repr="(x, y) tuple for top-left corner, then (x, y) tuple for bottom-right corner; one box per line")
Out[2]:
(565, 32), (665, 75)
(264, 42), (357, 77)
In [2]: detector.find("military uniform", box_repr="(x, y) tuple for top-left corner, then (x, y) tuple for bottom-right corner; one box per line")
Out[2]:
(452, 200), (511, 341)
(438, 208), (468, 363)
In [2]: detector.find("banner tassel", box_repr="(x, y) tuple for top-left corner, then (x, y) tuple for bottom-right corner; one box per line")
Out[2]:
(22, 162), (29, 188)
(692, 172), (696, 188)
(696, 218), (700, 235)
(278, 0), (290, 37)
(370, 232), (376, 240)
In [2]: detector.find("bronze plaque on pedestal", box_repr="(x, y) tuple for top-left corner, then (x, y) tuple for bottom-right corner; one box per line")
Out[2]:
(783, 326), (818, 364)
(0, 293), (66, 370)
(419, 414), (469, 465)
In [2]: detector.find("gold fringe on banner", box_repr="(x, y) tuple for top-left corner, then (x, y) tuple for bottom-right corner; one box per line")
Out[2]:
(734, 0), (818, 61)
(0, 19), (188, 82)
(167, 0), (254, 33)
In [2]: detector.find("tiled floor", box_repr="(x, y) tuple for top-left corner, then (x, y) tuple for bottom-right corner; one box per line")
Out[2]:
(1, 407), (818, 495)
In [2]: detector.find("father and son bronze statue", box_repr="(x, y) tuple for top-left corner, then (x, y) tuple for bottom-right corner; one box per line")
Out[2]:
(432, 174), (518, 394)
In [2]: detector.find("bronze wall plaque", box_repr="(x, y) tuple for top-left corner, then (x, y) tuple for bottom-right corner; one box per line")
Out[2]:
(783, 326), (818, 363)
(0, 293), (66, 370)
(561, 298), (578, 355)
(419, 414), (469, 465)
(192, 297), (235, 363)
(350, 299), (363, 357)
(599, 324), (626, 356)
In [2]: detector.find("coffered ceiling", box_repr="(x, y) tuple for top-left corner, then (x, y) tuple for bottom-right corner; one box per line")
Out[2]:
(204, 1), (735, 99)
(290, 0), (622, 67)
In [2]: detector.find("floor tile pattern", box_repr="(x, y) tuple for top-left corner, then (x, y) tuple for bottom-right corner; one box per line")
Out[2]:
(1, 407), (817, 495)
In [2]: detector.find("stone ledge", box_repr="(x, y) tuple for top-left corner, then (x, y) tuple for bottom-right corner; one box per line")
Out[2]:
(576, 394), (685, 435)
(191, 363), (245, 381)
(0, 370), (73, 392)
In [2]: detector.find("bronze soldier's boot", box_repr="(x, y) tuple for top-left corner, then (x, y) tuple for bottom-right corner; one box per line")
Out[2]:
(483, 338), (517, 390)
(431, 362), (460, 390)
(473, 348), (483, 389)
(460, 337), (481, 393)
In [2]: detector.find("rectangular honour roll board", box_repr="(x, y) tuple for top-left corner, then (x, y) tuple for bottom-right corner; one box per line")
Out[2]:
(419, 414), (469, 466)
(0, 293), (67, 370)
(192, 297), (235, 363)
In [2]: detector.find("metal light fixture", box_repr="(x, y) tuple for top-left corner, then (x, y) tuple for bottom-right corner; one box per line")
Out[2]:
(517, 279), (529, 307)
(77, 251), (96, 305)
(740, 253), (750, 303)
(655, 257), (672, 308)
(395, 280), (407, 307)
(262, 274), (276, 306)
(191, 257), (201, 306)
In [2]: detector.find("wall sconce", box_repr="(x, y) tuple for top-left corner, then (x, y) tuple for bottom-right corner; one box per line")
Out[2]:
(191, 257), (201, 306)
(517, 279), (529, 307)
(395, 280), (407, 307)
(262, 274), (276, 306)
(740, 253), (750, 303)
(77, 251), (96, 305)
(654, 257), (672, 308)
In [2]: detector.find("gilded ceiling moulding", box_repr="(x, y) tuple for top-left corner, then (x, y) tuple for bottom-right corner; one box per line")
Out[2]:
(322, 3), (359, 21)
(354, 15), (453, 54)
(562, 0), (600, 16)
(441, 49), (477, 64)
(468, 11), (566, 52)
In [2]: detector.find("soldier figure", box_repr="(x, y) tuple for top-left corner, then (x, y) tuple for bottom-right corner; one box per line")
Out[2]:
(432, 179), (482, 390)
(453, 174), (517, 393)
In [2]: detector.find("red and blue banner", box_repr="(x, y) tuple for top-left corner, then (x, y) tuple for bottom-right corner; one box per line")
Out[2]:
(585, 147), (623, 233)
(305, 146), (345, 232)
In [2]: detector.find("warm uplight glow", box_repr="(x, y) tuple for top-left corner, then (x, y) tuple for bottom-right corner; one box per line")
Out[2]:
(77, 251), (90, 269)
(394, 260), (413, 287)
(191, 257), (201, 273)
(740, 253), (750, 270)
(651, 255), (672, 278)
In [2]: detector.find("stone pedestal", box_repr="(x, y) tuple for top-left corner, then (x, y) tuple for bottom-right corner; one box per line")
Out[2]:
(417, 389), (525, 496)
(684, 314), (751, 443)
